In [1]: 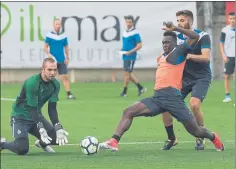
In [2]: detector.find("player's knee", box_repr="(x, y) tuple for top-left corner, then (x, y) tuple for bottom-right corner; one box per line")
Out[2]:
(189, 127), (202, 138)
(224, 74), (231, 80)
(194, 128), (203, 138)
(162, 112), (173, 125)
(15, 139), (29, 155)
(190, 98), (201, 112)
(123, 108), (133, 118)
(63, 75), (69, 81)
(124, 72), (130, 76)
(17, 146), (29, 155)
(187, 128), (197, 137)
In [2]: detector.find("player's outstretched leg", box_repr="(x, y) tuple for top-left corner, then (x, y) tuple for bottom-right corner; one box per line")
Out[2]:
(0, 137), (29, 155)
(100, 102), (152, 151)
(182, 118), (224, 151)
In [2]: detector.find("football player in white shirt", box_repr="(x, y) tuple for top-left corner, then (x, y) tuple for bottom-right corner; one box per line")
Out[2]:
(220, 12), (235, 103)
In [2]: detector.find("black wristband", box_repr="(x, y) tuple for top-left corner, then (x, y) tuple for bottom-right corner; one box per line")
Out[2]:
(37, 122), (44, 129)
(54, 123), (63, 131)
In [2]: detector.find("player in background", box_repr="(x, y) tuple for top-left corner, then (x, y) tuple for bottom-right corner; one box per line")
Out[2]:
(100, 22), (224, 152)
(0, 58), (69, 155)
(161, 10), (212, 150)
(119, 15), (146, 97)
(44, 19), (76, 100)
(220, 12), (235, 103)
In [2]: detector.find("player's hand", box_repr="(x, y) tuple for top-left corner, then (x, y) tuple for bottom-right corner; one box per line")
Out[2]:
(186, 54), (192, 60)
(55, 123), (69, 146)
(116, 51), (127, 57)
(56, 129), (69, 146)
(125, 51), (132, 56)
(223, 55), (229, 63)
(162, 21), (176, 31)
(64, 58), (69, 65)
(39, 128), (52, 144)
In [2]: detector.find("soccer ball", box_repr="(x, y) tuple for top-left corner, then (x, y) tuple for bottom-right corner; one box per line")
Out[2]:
(80, 136), (99, 155)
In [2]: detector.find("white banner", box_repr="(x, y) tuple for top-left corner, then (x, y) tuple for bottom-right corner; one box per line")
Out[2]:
(1, 2), (197, 68)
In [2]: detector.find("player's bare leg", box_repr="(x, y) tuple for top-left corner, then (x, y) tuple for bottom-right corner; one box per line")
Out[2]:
(61, 74), (76, 99)
(130, 73), (147, 96)
(111, 71), (116, 82)
(190, 97), (204, 126)
(182, 118), (224, 151)
(161, 112), (178, 150)
(120, 71), (130, 97)
(223, 74), (232, 102)
(100, 102), (151, 151)
(189, 97), (205, 150)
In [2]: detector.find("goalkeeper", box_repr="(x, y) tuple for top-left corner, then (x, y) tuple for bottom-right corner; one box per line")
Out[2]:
(0, 58), (69, 155)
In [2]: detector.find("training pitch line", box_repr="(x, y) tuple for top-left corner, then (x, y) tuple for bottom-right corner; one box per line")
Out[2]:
(29, 140), (234, 147)
(53, 140), (235, 147)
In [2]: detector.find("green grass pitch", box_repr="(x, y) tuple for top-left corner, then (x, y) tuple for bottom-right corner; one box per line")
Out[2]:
(1, 81), (234, 169)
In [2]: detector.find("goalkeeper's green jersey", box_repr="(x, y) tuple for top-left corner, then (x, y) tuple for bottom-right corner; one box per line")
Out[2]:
(11, 73), (60, 120)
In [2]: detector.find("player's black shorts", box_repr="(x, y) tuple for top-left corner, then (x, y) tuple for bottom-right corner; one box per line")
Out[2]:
(224, 57), (235, 75)
(10, 116), (54, 140)
(123, 60), (135, 72)
(181, 78), (211, 102)
(140, 87), (194, 122)
(57, 62), (68, 75)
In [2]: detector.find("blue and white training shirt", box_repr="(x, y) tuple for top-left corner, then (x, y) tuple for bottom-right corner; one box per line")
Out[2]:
(220, 25), (235, 57)
(122, 27), (142, 60)
(45, 31), (68, 63)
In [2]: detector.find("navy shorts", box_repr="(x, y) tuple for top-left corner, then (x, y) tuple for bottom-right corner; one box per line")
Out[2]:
(181, 78), (211, 102)
(224, 57), (235, 75)
(57, 63), (68, 75)
(140, 87), (194, 122)
(123, 60), (135, 72)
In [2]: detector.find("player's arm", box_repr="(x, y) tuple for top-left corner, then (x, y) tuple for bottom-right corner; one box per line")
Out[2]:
(174, 26), (199, 47)
(48, 82), (60, 126)
(64, 37), (69, 61)
(64, 46), (69, 61)
(186, 34), (211, 62)
(219, 31), (229, 63)
(220, 32), (226, 56)
(163, 22), (199, 65)
(126, 33), (142, 56)
(166, 43), (191, 65)
(44, 35), (54, 58)
(163, 21), (199, 47)
(48, 81), (69, 146)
